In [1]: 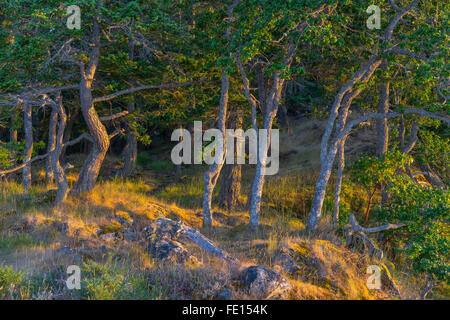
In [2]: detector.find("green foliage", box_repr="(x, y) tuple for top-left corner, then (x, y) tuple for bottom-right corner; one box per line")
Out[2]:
(0, 265), (27, 299)
(375, 181), (449, 283)
(352, 150), (413, 193)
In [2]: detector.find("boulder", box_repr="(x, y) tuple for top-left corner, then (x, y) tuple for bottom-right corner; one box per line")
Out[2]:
(216, 287), (233, 300)
(143, 217), (238, 265)
(239, 266), (291, 299)
(147, 238), (194, 264)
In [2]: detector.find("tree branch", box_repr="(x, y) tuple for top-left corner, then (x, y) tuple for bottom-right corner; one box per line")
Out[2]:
(92, 82), (192, 104)
(99, 110), (129, 121)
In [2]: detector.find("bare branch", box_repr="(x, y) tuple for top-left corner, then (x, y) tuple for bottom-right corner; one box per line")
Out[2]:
(384, 0), (420, 40)
(0, 153), (49, 176)
(99, 110), (129, 121)
(109, 129), (125, 139)
(92, 82), (192, 104)
(63, 133), (94, 148)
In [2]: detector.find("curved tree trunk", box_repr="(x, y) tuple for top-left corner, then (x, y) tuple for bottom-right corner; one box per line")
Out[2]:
(306, 58), (383, 232)
(203, 69), (229, 227)
(22, 103), (33, 191)
(73, 78), (110, 192)
(73, 11), (110, 193)
(202, 0), (240, 227)
(46, 107), (58, 182)
(51, 94), (69, 205)
(248, 70), (286, 229)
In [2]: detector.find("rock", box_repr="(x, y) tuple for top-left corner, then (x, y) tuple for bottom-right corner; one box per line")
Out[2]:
(122, 230), (139, 242)
(147, 238), (193, 264)
(100, 233), (118, 242)
(381, 264), (401, 297)
(239, 266), (291, 299)
(216, 288), (233, 300)
(56, 246), (82, 264)
(143, 218), (182, 240)
(272, 248), (301, 275)
(143, 217), (238, 265)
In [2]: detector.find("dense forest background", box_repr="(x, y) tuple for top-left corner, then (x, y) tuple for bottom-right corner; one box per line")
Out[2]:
(0, 0), (448, 300)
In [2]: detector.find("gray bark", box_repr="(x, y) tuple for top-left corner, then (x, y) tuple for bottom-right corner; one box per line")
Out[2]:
(22, 103), (33, 191)
(116, 101), (137, 177)
(46, 107), (58, 181)
(203, 68), (229, 227)
(307, 0), (421, 232)
(218, 111), (243, 211)
(376, 82), (390, 157)
(73, 12), (110, 193)
(309, 59), (382, 232)
(50, 94), (69, 205)
(202, 0), (240, 227)
(117, 33), (137, 178)
(10, 109), (17, 143)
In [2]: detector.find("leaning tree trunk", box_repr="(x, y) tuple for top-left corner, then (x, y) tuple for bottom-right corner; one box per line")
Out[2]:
(248, 71), (286, 230)
(22, 103), (33, 191)
(46, 107), (58, 182)
(202, 0), (239, 227)
(218, 110), (243, 211)
(203, 68), (229, 227)
(73, 78), (110, 193)
(51, 94), (69, 205)
(306, 57), (383, 232)
(73, 13), (110, 193)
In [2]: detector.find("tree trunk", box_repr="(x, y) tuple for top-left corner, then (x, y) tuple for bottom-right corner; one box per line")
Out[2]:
(248, 71), (286, 230)
(61, 108), (79, 161)
(73, 12), (110, 193)
(376, 82), (390, 157)
(218, 111), (243, 211)
(22, 103), (33, 191)
(73, 78), (110, 192)
(203, 68), (229, 227)
(51, 94), (69, 205)
(116, 32), (137, 178)
(202, 0), (240, 227)
(10, 109), (17, 143)
(333, 142), (345, 228)
(307, 58), (383, 233)
(46, 107), (58, 182)
(116, 101), (137, 177)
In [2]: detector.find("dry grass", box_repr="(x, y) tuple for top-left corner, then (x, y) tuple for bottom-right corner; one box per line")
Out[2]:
(0, 118), (428, 300)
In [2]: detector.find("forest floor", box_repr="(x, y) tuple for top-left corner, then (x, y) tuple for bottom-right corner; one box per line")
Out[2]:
(0, 117), (444, 300)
